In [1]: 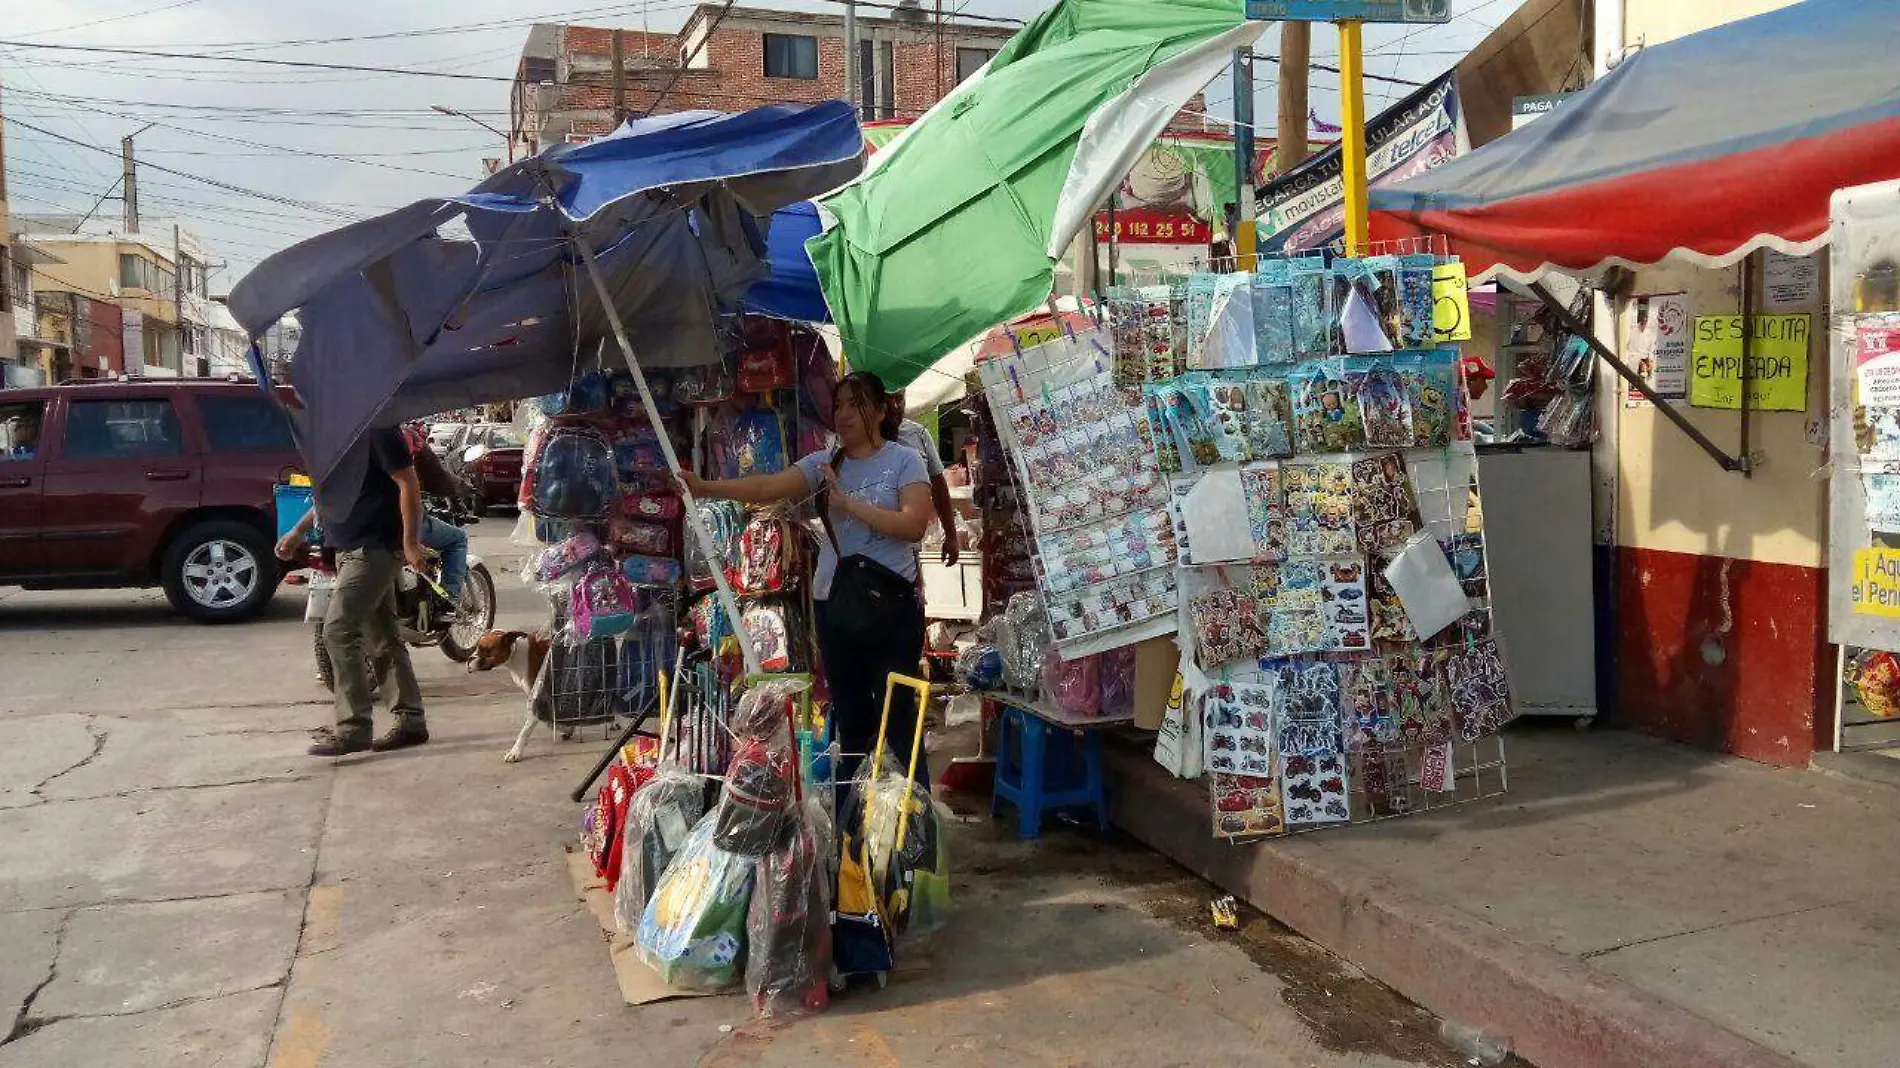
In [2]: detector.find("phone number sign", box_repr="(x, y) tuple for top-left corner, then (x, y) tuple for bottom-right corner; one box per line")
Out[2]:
(1245, 1), (1451, 22)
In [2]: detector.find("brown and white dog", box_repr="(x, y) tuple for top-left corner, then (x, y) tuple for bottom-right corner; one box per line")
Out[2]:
(468, 629), (552, 762)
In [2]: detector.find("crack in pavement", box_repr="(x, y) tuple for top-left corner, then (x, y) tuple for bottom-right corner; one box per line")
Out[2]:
(2, 908), (70, 1047)
(9, 979), (287, 1039)
(1577, 897), (1867, 959)
(264, 759), (340, 1068)
(28, 719), (108, 801)
(37, 775), (316, 805)
(0, 886), (312, 917)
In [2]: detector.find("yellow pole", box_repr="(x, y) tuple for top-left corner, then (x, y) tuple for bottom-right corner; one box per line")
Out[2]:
(1336, 19), (1369, 256)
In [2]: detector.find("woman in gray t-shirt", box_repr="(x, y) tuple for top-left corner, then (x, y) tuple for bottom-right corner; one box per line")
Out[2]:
(682, 372), (935, 785)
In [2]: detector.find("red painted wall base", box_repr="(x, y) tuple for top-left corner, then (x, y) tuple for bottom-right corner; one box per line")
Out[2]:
(1615, 546), (1831, 767)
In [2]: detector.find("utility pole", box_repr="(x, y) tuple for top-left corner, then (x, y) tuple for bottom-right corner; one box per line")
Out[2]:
(1232, 50), (1257, 270)
(1274, 22), (1312, 176)
(611, 29), (627, 127)
(121, 135), (139, 233)
(844, 0), (860, 121)
(173, 222), (185, 375)
(934, 0), (944, 100)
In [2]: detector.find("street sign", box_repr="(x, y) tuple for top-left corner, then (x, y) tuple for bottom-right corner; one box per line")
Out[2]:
(1245, 0), (1451, 22)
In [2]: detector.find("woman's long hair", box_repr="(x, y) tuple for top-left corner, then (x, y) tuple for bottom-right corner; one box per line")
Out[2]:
(838, 370), (901, 443)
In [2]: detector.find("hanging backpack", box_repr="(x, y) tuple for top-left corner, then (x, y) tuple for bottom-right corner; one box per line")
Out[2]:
(530, 424), (619, 519)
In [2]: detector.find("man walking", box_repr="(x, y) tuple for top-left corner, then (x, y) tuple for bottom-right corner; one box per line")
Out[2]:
(308, 427), (431, 757)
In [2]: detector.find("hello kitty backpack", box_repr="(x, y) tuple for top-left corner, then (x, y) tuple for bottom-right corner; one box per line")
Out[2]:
(572, 567), (639, 640)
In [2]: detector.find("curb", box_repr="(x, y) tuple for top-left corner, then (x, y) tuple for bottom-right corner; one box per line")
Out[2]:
(1104, 747), (1804, 1068)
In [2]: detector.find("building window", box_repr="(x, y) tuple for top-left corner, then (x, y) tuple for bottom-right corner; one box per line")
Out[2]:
(118, 254), (174, 295)
(522, 56), (556, 85)
(0, 246), (11, 314)
(956, 47), (994, 84)
(763, 33), (818, 80)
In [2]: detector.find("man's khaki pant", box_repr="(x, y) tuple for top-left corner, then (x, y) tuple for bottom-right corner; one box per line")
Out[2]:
(324, 547), (424, 738)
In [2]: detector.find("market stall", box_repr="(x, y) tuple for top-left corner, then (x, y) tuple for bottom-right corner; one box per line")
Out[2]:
(1368, 0), (1900, 763)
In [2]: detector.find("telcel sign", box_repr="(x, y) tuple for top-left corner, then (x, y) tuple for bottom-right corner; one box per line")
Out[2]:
(1245, 1), (1451, 21)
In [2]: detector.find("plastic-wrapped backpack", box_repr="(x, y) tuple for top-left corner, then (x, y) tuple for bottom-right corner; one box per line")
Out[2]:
(530, 425), (619, 519)
(612, 763), (707, 935)
(686, 500), (744, 591)
(572, 567), (640, 641)
(635, 811), (754, 990)
(746, 797), (832, 1017)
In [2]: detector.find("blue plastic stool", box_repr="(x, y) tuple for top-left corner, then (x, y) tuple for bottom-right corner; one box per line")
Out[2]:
(990, 700), (1108, 839)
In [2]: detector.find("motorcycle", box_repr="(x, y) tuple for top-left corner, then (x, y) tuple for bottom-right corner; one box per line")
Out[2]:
(301, 503), (497, 691)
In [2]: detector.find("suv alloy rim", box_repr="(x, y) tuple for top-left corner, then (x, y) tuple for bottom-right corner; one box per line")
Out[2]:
(182, 539), (260, 608)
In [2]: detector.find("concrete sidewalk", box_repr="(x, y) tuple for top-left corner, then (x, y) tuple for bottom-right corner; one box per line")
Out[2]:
(1109, 722), (1900, 1068)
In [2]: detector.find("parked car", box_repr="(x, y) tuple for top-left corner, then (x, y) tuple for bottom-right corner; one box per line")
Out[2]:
(426, 421), (467, 453)
(447, 423), (525, 511)
(0, 377), (302, 622)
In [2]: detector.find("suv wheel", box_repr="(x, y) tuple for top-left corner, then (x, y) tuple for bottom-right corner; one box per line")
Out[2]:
(162, 519), (279, 623)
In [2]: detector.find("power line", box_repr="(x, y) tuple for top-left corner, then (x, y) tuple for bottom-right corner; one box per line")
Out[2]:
(13, 0), (210, 40)
(5, 116), (352, 216)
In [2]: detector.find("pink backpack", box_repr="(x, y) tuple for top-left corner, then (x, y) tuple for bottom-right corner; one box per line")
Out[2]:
(572, 567), (639, 640)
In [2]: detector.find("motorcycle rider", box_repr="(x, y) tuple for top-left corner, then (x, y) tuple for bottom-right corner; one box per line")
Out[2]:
(403, 423), (469, 602)
(306, 427), (430, 757)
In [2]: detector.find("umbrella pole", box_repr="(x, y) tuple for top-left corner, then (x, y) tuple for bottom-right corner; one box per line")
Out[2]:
(570, 233), (764, 677)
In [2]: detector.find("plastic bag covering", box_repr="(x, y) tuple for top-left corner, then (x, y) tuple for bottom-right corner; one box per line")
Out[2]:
(956, 644), (1005, 690)
(999, 591), (1049, 693)
(613, 763), (709, 935)
(734, 407), (787, 476)
(585, 759), (654, 890)
(636, 810), (754, 990)
(862, 765), (951, 939)
(746, 797), (833, 1017)
(687, 500), (744, 590)
(714, 678), (804, 855)
(1040, 649), (1102, 717)
(1099, 644), (1137, 719)
(523, 531), (609, 588)
(530, 426), (620, 519)
(533, 635), (626, 725)
(572, 567), (640, 640)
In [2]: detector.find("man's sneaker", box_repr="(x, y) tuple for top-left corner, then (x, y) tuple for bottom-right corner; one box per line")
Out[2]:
(370, 723), (430, 752)
(308, 727), (370, 757)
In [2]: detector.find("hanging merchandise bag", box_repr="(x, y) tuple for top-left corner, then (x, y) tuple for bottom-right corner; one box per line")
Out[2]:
(530, 425), (620, 519)
(572, 567), (641, 641)
(746, 797), (833, 1018)
(583, 758), (654, 891)
(613, 763), (709, 934)
(636, 812), (755, 990)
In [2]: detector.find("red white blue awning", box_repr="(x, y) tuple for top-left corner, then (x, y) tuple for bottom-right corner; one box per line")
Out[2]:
(1369, 0), (1900, 281)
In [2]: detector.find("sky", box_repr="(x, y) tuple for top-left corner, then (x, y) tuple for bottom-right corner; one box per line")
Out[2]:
(0, 0), (1517, 288)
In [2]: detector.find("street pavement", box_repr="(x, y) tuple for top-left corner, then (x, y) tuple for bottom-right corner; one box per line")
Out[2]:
(0, 519), (1503, 1068)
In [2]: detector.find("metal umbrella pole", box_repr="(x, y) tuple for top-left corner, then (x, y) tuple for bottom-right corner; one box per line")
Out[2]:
(571, 230), (763, 678)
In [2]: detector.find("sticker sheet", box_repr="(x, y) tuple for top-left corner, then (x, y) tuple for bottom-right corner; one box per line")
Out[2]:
(1397, 350), (1458, 447)
(1283, 460), (1358, 557)
(1357, 743), (1411, 817)
(1204, 676), (1278, 778)
(1350, 453), (1422, 554)
(1357, 360), (1415, 447)
(1255, 559), (1329, 654)
(1240, 376), (1296, 460)
(1275, 660), (1345, 756)
(1252, 264), (1295, 367)
(1187, 577), (1266, 670)
(1367, 564), (1413, 642)
(1420, 741), (1454, 793)
(1394, 647), (1455, 745)
(1292, 363), (1366, 454)
(1239, 463), (1288, 562)
(1184, 274), (1217, 368)
(1343, 657), (1401, 751)
(1212, 772), (1286, 839)
(1444, 533), (1489, 597)
(1448, 638), (1515, 742)
(1280, 749), (1350, 826)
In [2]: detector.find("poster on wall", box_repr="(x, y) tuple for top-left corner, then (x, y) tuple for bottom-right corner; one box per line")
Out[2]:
(1624, 293), (1690, 407)
(1688, 313), (1811, 411)
(1762, 251), (1821, 311)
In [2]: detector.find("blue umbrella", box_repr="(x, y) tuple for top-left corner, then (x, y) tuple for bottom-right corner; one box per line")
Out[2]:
(230, 102), (863, 677)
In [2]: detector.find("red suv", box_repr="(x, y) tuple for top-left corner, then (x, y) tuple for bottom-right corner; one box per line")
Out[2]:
(0, 378), (302, 622)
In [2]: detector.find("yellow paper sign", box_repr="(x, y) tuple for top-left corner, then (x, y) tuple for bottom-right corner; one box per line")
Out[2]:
(1852, 549), (1900, 618)
(1688, 314), (1810, 410)
(1431, 262), (1472, 343)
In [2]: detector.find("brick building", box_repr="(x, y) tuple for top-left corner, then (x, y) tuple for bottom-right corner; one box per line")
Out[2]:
(510, 3), (1018, 152)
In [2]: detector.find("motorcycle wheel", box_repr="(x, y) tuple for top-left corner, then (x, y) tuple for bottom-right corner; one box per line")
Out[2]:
(439, 563), (496, 663)
(314, 623), (388, 694)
